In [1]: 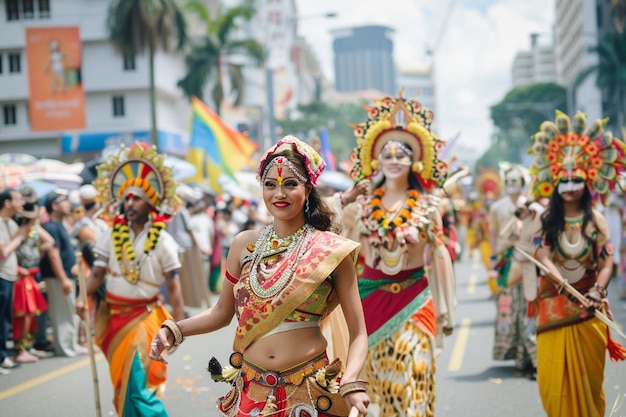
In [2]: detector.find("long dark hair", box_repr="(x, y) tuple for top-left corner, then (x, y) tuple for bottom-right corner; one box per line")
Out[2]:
(260, 150), (334, 232)
(541, 186), (598, 252)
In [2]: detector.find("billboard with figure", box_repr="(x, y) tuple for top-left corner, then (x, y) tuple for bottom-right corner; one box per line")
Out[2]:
(25, 26), (86, 131)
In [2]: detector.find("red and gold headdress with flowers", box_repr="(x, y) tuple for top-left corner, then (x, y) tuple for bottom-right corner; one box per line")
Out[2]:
(257, 135), (326, 185)
(528, 110), (626, 204)
(474, 167), (503, 202)
(348, 92), (448, 192)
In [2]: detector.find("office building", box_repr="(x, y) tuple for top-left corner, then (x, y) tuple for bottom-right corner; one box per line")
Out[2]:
(332, 25), (396, 94)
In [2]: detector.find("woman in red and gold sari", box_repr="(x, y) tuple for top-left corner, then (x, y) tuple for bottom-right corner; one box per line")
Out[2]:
(151, 136), (370, 417)
(529, 111), (626, 417)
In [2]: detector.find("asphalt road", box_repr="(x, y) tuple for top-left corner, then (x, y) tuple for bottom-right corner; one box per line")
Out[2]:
(1, 251), (625, 416)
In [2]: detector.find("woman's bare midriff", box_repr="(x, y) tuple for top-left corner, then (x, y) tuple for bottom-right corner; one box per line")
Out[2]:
(243, 327), (328, 371)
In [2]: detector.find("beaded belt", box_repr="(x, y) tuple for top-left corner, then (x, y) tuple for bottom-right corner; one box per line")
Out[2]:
(108, 296), (159, 314)
(241, 353), (328, 387)
(379, 276), (422, 294)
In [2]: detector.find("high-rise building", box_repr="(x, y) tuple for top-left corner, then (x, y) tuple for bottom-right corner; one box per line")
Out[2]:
(332, 25), (396, 94)
(0, 0), (190, 160)
(554, 0), (603, 123)
(512, 33), (556, 88)
(397, 65), (436, 131)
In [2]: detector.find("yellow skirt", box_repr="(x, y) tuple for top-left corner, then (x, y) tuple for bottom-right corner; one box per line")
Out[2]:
(537, 317), (607, 417)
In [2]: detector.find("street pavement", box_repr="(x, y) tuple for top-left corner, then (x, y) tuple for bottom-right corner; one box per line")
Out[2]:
(1, 251), (625, 416)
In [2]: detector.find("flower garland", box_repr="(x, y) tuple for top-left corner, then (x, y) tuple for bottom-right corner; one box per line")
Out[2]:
(112, 213), (166, 284)
(368, 187), (421, 237)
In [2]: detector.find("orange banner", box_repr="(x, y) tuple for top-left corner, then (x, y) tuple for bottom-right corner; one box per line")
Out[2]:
(26, 27), (86, 131)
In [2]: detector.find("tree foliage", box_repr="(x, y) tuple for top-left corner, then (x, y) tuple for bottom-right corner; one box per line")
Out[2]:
(576, 28), (626, 132)
(107, 0), (188, 145)
(478, 82), (567, 169)
(275, 101), (366, 162)
(177, 0), (264, 115)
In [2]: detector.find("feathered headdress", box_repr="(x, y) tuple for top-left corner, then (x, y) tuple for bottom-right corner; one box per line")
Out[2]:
(474, 167), (503, 202)
(349, 91), (448, 192)
(528, 110), (626, 204)
(94, 142), (180, 215)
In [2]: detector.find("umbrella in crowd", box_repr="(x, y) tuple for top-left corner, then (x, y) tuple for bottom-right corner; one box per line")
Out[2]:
(318, 170), (354, 191)
(164, 155), (198, 182)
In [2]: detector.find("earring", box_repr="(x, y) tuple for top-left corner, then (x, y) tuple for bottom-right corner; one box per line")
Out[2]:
(305, 199), (310, 214)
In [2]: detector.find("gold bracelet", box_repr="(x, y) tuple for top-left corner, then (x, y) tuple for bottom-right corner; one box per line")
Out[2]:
(161, 318), (184, 346)
(339, 379), (369, 397)
(593, 282), (607, 298)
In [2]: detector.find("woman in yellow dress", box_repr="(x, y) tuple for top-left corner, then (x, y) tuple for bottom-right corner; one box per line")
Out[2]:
(529, 111), (626, 417)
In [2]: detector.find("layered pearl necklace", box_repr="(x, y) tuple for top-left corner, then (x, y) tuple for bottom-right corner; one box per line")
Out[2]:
(248, 223), (314, 299)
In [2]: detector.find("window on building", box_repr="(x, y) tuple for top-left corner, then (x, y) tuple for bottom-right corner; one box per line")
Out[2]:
(38, 0), (49, 18)
(6, 0), (19, 20)
(123, 54), (136, 71)
(8, 53), (21, 73)
(112, 96), (125, 117)
(3, 104), (17, 125)
(0, 54), (3, 74)
(23, 0), (34, 19)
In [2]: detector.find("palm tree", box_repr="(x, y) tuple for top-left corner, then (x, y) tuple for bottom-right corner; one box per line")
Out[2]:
(177, 0), (264, 115)
(576, 29), (626, 134)
(107, 0), (188, 147)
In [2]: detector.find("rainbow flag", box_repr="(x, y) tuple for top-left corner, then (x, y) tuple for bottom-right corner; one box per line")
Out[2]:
(319, 129), (336, 171)
(187, 97), (258, 191)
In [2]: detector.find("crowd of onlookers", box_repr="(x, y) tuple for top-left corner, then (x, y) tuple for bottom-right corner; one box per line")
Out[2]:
(0, 182), (272, 375)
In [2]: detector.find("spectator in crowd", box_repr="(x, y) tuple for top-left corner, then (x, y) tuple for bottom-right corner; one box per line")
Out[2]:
(12, 187), (54, 363)
(0, 188), (26, 372)
(40, 189), (85, 357)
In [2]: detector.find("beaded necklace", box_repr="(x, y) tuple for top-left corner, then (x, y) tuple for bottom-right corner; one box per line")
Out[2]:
(248, 223), (313, 299)
(564, 214), (583, 231)
(367, 187), (421, 237)
(111, 213), (165, 284)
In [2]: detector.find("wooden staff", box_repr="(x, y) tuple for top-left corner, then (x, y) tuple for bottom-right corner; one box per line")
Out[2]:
(76, 251), (102, 417)
(349, 406), (364, 417)
(514, 246), (626, 340)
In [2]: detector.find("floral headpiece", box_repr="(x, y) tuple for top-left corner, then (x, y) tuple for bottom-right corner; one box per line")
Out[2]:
(257, 135), (326, 186)
(349, 92), (448, 191)
(474, 168), (503, 201)
(94, 142), (180, 215)
(528, 110), (626, 204)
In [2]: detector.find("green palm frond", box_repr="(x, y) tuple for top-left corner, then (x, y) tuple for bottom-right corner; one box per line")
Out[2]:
(177, 43), (218, 100)
(227, 63), (245, 106)
(216, 5), (256, 43)
(107, 0), (187, 54)
(225, 40), (265, 65)
(177, 0), (262, 113)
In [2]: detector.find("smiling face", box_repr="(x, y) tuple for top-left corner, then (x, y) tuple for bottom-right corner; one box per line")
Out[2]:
(261, 157), (310, 223)
(379, 141), (412, 181)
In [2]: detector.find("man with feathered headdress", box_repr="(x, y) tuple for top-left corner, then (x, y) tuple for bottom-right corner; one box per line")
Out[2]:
(76, 142), (185, 417)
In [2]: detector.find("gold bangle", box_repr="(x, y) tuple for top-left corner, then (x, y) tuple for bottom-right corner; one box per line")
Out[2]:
(339, 379), (369, 397)
(593, 282), (607, 298)
(161, 318), (184, 346)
